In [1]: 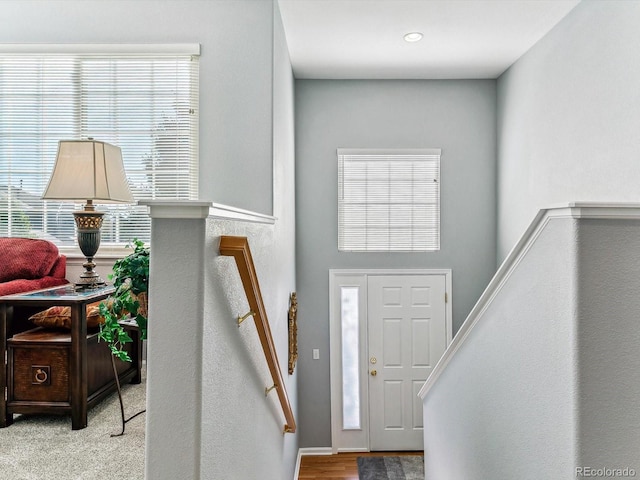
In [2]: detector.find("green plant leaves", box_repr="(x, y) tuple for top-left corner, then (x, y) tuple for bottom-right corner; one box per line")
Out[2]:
(98, 238), (149, 362)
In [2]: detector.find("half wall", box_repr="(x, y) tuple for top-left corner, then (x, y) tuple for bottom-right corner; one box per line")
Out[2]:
(420, 203), (640, 478)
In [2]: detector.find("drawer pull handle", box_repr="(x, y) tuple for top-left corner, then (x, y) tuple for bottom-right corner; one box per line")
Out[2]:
(34, 368), (48, 384)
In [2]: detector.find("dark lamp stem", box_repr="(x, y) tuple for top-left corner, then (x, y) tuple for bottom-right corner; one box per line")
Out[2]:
(84, 199), (96, 212)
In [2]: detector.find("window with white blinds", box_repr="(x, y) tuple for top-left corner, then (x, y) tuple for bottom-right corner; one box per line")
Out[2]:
(338, 148), (441, 252)
(0, 45), (199, 247)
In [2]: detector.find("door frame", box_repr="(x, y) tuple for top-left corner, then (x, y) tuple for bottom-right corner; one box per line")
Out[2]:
(329, 269), (453, 453)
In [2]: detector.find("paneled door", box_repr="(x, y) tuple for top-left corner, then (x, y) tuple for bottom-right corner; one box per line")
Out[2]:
(367, 275), (447, 451)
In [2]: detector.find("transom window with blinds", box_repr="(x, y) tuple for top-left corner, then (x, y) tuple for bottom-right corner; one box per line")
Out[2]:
(338, 148), (441, 252)
(0, 44), (200, 247)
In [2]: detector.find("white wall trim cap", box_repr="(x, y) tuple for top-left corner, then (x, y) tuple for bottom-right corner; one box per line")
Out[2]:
(562, 202), (640, 219)
(209, 202), (276, 224)
(418, 202), (640, 400)
(139, 200), (277, 223)
(139, 200), (212, 219)
(0, 43), (201, 55)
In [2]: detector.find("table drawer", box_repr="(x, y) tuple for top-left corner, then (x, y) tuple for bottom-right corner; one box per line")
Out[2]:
(11, 342), (70, 402)
(7, 327), (124, 405)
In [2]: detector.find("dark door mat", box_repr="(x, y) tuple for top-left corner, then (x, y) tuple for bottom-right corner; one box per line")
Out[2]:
(357, 455), (424, 480)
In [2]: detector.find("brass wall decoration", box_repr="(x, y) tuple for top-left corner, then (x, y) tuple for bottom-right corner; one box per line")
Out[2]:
(288, 292), (298, 375)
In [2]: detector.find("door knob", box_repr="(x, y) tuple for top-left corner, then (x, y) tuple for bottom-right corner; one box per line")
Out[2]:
(370, 370), (377, 376)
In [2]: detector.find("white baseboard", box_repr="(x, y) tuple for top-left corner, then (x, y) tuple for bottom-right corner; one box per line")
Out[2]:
(294, 447), (333, 480)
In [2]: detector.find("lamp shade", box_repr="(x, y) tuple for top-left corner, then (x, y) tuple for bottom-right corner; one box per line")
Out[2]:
(42, 140), (133, 204)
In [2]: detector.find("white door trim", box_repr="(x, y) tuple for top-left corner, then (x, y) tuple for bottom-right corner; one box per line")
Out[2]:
(329, 269), (453, 453)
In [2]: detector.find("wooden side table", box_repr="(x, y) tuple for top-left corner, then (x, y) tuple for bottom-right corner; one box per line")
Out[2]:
(0, 284), (141, 430)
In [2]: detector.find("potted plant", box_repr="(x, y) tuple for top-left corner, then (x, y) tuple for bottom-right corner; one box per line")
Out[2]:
(99, 238), (149, 362)
(98, 238), (149, 436)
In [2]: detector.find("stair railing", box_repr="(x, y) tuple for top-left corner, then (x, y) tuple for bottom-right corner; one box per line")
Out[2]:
(219, 235), (296, 434)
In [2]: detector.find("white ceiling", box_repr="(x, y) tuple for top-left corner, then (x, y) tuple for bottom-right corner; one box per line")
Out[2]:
(277, 0), (581, 79)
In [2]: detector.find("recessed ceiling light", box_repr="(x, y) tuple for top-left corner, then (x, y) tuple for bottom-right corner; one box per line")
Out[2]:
(404, 32), (423, 43)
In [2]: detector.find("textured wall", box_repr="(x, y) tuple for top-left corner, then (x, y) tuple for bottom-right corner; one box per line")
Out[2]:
(422, 217), (578, 478)
(575, 219), (640, 470)
(201, 217), (296, 480)
(145, 1), (298, 475)
(198, 4), (299, 478)
(295, 79), (497, 447)
(145, 209), (298, 480)
(496, 1), (640, 261)
(23, 0), (302, 477)
(146, 215), (207, 480)
(0, 0), (274, 215)
(422, 213), (640, 478)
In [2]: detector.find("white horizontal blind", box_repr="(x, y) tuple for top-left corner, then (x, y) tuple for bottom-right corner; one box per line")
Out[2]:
(0, 49), (199, 246)
(338, 149), (441, 252)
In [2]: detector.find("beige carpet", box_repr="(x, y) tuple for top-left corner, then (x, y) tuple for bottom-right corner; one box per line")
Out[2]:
(0, 372), (146, 480)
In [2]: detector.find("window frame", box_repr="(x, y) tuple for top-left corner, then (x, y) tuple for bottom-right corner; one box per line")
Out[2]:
(0, 44), (200, 253)
(337, 148), (441, 253)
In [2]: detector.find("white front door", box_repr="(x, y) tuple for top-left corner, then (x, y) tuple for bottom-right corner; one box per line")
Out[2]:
(367, 274), (447, 451)
(329, 269), (451, 453)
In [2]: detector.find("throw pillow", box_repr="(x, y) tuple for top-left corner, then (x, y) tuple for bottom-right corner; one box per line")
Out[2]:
(29, 302), (105, 329)
(0, 238), (62, 282)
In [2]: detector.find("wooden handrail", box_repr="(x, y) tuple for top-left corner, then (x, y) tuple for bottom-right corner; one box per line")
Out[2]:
(219, 235), (296, 434)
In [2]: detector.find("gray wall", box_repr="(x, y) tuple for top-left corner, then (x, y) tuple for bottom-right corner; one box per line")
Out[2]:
(295, 79), (497, 447)
(146, 214), (207, 480)
(576, 218), (640, 470)
(0, 0), (274, 215)
(422, 212), (640, 477)
(423, 216), (578, 478)
(200, 3), (298, 478)
(497, 0), (640, 261)
(1, 0), (299, 476)
(423, 213), (640, 480)
(146, 1), (299, 478)
(202, 216), (297, 480)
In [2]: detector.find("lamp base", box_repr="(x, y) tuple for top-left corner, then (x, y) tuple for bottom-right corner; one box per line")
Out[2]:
(76, 258), (105, 288)
(73, 207), (106, 288)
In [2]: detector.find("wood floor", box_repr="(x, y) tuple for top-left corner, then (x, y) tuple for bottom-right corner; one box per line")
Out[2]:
(297, 451), (423, 480)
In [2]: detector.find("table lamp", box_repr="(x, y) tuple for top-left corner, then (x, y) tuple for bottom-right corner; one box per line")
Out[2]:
(42, 139), (134, 287)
